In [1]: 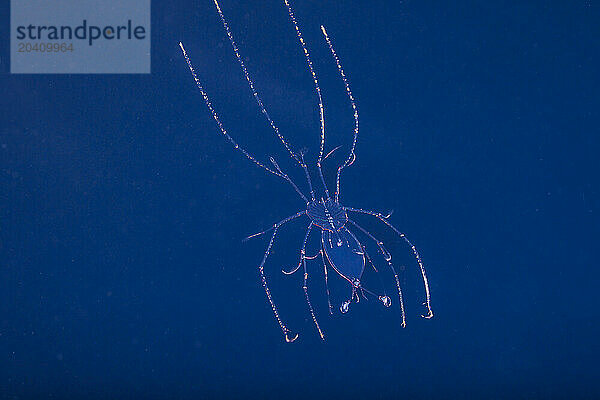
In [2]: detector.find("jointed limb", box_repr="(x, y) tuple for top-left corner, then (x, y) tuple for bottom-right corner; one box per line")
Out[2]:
(320, 249), (334, 315)
(346, 208), (433, 319)
(298, 224), (325, 340)
(348, 219), (406, 327)
(256, 211), (306, 342)
(319, 26), (359, 204)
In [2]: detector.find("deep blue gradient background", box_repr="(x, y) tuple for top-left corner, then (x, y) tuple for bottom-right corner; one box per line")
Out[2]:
(1, 1), (598, 398)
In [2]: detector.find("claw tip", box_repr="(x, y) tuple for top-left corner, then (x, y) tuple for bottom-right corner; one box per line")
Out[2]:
(285, 333), (299, 343)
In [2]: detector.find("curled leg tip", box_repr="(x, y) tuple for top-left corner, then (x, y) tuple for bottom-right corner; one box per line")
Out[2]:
(285, 332), (299, 343)
(282, 264), (301, 275)
(340, 300), (351, 314)
(422, 310), (434, 319)
(379, 295), (392, 308)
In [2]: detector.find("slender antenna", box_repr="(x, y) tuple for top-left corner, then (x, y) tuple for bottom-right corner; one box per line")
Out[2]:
(270, 156), (309, 203)
(213, 0), (316, 202)
(283, 0), (331, 199)
(180, 42), (279, 177)
(212, 0), (301, 167)
(299, 151), (316, 201)
(243, 227), (273, 242)
(322, 145), (342, 162)
(179, 42), (308, 203)
(320, 26), (360, 203)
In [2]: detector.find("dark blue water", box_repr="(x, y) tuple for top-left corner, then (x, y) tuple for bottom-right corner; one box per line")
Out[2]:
(2, 1), (598, 398)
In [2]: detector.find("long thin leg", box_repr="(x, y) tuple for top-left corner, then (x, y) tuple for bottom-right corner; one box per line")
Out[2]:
(283, 0), (331, 199)
(299, 151), (316, 201)
(298, 224), (325, 340)
(179, 42), (308, 203)
(212, 0), (303, 169)
(320, 26), (359, 204)
(320, 250), (334, 315)
(348, 219), (406, 327)
(361, 244), (391, 306)
(282, 221), (319, 275)
(245, 208), (312, 244)
(257, 210), (306, 342)
(346, 208), (434, 319)
(269, 157), (309, 203)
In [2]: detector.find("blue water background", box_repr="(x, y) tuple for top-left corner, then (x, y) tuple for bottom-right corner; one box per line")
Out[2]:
(1, 1), (598, 398)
